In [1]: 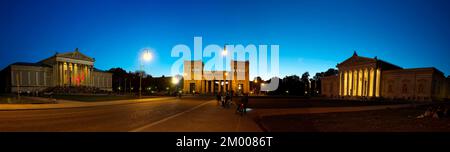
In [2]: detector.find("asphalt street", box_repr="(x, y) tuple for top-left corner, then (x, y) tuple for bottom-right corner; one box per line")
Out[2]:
(0, 97), (214, 131)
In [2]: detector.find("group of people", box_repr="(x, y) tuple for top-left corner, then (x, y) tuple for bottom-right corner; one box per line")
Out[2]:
(417, 105), (449, 119)
(216, 92), (233, 108)
(215, 92), (249, 114)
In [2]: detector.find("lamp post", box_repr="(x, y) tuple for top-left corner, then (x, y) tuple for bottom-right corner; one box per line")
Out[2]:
(261, 83), (265, 95)
(172, 76), (180, 95)
(140, 49), (152, 98)
(222, 45), (227, 94)
(253, 79), (258, 95)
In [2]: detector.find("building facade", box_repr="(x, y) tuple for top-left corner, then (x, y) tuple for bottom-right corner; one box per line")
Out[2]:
(321, 52), (449, 101)
(183, 60), (249, 95)
(0, 48), (112, 93)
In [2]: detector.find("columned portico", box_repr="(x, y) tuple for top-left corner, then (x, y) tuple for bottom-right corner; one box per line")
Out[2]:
(337, 52), (382, 99)
(1, 48), (113, 93)
(321, 51), (448, 101)
(339, 67), (379, 98)
(54, 53), (94, 87)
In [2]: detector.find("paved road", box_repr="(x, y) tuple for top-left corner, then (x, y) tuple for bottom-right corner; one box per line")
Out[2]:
(133, 100), (261, 132)
(0, 96), (413, 132)
(0, 97), (214, 131)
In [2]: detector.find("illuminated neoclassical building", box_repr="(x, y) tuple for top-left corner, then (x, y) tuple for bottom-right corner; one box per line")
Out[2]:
(183, 60), (250, 95)
(0, 48), (112, 93)
(321, 52), (449, 101)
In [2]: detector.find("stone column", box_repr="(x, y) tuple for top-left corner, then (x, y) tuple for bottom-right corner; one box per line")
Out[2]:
(362, 68), (365, 97)
(373, 68), (377, 97)
(87, 66), (91, 87)
(81, 64), (84, 86)
(338, 71), (342, 96)
(87, 65), (89, 86)
(218, 80), (221, 93)
(84, 64), (87, 86)
(57, 62), (60, 86)
(347, 71), (350, 96)
(85, 66), (88, 87)
(360, 69), (364, 96)
(364, 68), (368, 97)
(54, 62), (57, 86)
(353, 70), (356, 96)
(73, 63), (77, 86)
(348, 70), (352, 96)
(356, 69), (359, 96)
(90, 67), (93, 87)
(72, 63), (75, 86)
(340, 71), (343, 96)
(341, 71), (344, 96)
(345, 71), (348, 96)
(61, 62), (64, 86)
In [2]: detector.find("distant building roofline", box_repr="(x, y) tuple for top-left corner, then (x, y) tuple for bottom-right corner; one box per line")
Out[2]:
(10, 62), (52, 68)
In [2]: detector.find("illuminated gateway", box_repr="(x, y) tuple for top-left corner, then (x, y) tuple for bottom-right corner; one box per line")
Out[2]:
(321, 51), (449, 101)
(183, 60), (250, 95)
(0, 48), (112, 93)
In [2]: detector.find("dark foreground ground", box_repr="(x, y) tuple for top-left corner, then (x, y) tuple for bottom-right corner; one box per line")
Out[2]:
(245, 97), (412, 108)
(259, 104), (450, 132)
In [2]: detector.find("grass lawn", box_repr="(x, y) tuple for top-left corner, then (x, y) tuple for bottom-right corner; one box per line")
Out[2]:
(259, 104), (450, 132)
(52, 94), (149, 102)
(246, 97), (412, 109)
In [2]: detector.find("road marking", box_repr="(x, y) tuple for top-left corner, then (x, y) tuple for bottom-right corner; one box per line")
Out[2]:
(130, 100), (214, 132)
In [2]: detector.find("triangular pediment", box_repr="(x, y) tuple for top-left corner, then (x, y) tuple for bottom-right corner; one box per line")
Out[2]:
(337, 52), (376, 68)
(56, 49), (95, 62)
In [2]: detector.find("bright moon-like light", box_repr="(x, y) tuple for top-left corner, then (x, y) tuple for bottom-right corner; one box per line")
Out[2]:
(172, 77), (179, 84)
(221, 49), (227, 56)
(142, 50), (152, 62)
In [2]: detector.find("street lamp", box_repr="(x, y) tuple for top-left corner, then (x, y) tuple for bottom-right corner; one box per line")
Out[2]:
(222, 49), (227, 56)
(172, 76), (180, 85)
(140, 49), (152, 98)
(172, 76), (180, 95)
(222, 45), (228, 56)
(261, 83), (266, 95)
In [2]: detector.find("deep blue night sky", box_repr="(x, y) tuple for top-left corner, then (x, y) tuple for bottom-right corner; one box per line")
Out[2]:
(1, 0), (449, 78)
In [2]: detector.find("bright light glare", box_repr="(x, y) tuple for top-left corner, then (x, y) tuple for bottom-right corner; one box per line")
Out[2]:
(172, 77), (179, 84)
(142, 50), (152, 62)
(221, 50), (227, 56)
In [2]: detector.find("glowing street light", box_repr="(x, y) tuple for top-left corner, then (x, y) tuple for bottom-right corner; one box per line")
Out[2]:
(172, 77), (180, 85)
(142, 50), (153, 62)
(172, 75), (182, 95)
(222, 46), (228, 56)
(221, 50), (227, 56)
(140, 49), (153, 98)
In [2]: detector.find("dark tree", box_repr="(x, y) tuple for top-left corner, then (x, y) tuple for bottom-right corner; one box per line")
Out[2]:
(108, 68), (127, 92)
(301, 72), (310, 95)
(312, 68), (338, 95)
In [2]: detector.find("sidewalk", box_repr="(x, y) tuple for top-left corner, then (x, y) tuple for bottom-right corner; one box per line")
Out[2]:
(132, 100), (262, 132)
(0, 97), (175, 111)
